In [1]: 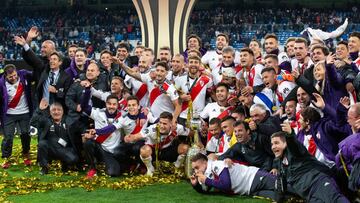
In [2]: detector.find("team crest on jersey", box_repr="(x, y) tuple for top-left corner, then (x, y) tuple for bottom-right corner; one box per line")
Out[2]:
(200, 80), (204, 87)
(144, 128), (149, 134)
(316, 132), (321, 139)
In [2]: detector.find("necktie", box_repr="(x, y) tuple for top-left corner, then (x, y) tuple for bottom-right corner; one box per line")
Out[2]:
(50, 72), (55, 86)
(308, 136), (317, 156)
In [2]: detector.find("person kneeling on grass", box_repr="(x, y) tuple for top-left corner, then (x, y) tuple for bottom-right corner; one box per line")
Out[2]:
(271, 121), (350, 202)
(126, 112), (191, 176)
(190, 153), (286, 202)
(30, 99), (79, 175)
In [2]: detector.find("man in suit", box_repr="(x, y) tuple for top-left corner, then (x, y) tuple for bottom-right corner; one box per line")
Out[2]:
(30, 99), (79, 175)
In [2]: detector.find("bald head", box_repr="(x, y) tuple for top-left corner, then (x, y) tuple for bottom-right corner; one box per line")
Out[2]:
(41, 40), (56, 57)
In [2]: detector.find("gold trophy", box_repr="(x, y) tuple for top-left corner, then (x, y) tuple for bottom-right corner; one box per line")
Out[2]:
(184, 107), (203, 178)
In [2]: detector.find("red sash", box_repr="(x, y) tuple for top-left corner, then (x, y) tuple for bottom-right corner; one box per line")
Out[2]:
(135, 83), (148, 101)
(95, 112), (122, 144)
(248, 67), (255, 87)
(118, 98), (127, 111)
(218, 136), (225, 153)
(234, 65), (243, 74)
(181, 76), (210, 112)
(8, 82), (24, 109)
(149, 130), (177, 149)
(149, 82), (170, 106)
(130, 119), (142, 134)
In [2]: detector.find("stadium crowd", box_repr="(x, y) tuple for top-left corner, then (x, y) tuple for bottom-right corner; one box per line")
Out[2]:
(0, 9), (360, 203)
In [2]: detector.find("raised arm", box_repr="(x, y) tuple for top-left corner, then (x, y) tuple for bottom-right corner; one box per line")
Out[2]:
(113, 57), (142, 81)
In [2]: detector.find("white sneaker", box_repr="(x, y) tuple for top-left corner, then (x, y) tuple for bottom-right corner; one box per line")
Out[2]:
(146, 166), (155, 176)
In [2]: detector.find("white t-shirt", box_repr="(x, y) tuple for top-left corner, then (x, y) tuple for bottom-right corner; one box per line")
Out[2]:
(205, 134), (232, 155)
(174, 75), (213, 119)
(205, 160), (259, 195)
(290, 58), (314, 74)
(303, 133), (335, 168)
(90, 108), (122, 153)
(124, 74), (149, 107)
(112, 113), (149, 135)
(6, 80), (29, 115)
(236, 64), (264, 87)
(201, 50), (223, 70)
(141, 124), (189, 149)
(141, 73), (179, 119)
(200, 102), (230, 121)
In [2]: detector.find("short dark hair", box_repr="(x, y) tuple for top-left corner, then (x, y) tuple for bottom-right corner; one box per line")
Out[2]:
(350, 32), (360, 40)
(294, 37), (308, 47)
(106, 94), (119, 102)
(250, 39), (261, 47)
(216, 82), (230, 92)
(264, 54), (278, 61)
(209, 117), (221, 126)
(76, 48), (88, 56)
(111, 76), (124, 84)
(337, 41), (348, 48)
(68, 44), (78, 49)
(240, 47), (254, 56)
(155, 61), (169, 71)
(159, 46), (171, 52)
(190, 153), (208, 163)
(144, 48), (154, 55)
(221, 116), (235, 123)
(50, 51), (63, 61)
(271, 131), (286, 142)
(159, 111), (173, 121)
(233, 120), (250, 131)
(187, 34), (202, 46)
(311, 45), (330, 56)
(264, 33), (278, 41)
(188, 55), (201, 63)
(100, 49), (113, 57)
(117, 42), (130, 52)
(285, 37), (296, 45)
(300, 107), (321, 125)
(231, 106), (246, 116)
(261, 67), (276, 75)
(4, 64), (17, 76)
(126, 95), (139, 104)
(217, 33), (230, 43)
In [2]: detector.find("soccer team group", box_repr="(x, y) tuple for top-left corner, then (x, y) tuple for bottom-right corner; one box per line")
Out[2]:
(0, 21), (360, 202)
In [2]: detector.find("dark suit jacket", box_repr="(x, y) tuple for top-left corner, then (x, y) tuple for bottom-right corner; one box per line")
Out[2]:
(36, 69), (72, 110)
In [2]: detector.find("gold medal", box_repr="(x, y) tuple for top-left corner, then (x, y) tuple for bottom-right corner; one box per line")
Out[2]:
(272, 106), (278, 111)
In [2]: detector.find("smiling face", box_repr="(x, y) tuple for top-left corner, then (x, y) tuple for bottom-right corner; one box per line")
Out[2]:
(155, 65), (168, 82)
(222, 52), (234, 66)
(86, 63), (100, 81)
(313, 63), (325, 81)
(117, 47), (128, 61)
(239, 51), (254, 67)
(271, 136), (287, 158)
(296, 87), (310, 108)
(106, 98), (118, 114)
(215, 86), (228, 103)
(127, 99), (140, 116)
(286, 40), (295, 57)
(50, 104), (64, 123)
(188, 58), (200, 75)
(159, 117), (172, 134)
(234, 123), (250, 144)
(264, 37), (278, 54)
(75, 50), (86, 67)
(249, 41), (261, 56)
(49, 54), (62, 70)
(336, 44), (349, 60)
(311, 48), (326, 63)
(5, 71), (18, 84)
(208, 123), (222, 138)
(216, 35), (228, 51)
(285, 100), (297, 119)
(187, 37), (200, 50)
(348, 36), (360, 53)
(171, 55), (184, 74)
(100, 52), (112, 68)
